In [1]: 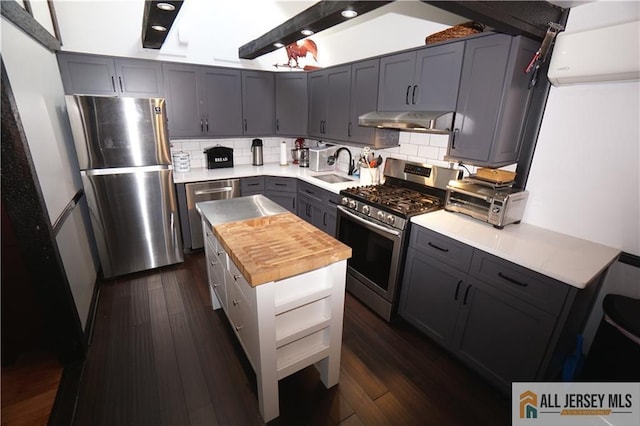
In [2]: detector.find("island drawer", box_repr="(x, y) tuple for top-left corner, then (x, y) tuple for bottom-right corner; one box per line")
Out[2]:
(265, 176), (297, 192)
(470, 251), (569, 315)
(409, 226), (474, 273)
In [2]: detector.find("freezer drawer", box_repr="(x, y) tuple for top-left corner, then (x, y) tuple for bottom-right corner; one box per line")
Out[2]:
(186, 179), (240, 249)
(82, 167), (183, 278)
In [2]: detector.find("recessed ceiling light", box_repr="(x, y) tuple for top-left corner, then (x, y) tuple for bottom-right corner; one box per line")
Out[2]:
(300, 29), (314, 36)
(273, 42), (284, 48)
(341, 10), (358, 19)
(156, 3), (176, 11)
(151, 25), (167, 32)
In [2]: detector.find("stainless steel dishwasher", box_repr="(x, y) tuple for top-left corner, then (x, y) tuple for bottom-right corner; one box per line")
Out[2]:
(186, 179), (240, 249)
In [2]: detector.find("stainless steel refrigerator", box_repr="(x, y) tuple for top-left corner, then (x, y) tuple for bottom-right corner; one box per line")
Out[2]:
(65, 95), (183, 278)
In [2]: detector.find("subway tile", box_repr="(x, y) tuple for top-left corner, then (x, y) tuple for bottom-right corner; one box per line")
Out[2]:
(409, 132), (430, 145)
(398, 143), (419, 156)
(430, 134), (450, 148)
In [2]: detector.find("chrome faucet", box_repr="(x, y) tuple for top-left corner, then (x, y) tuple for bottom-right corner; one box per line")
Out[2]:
(329, 147), (355, 175)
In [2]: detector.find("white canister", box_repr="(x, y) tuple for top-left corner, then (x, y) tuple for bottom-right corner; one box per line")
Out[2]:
(359, 166), (380, 185)
(172, 151), (191, 172)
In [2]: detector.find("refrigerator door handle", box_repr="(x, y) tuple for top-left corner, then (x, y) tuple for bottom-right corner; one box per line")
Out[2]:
(81, 165), (171, 176)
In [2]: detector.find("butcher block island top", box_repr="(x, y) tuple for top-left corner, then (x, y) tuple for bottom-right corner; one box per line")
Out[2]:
(213, 212), (352, 286)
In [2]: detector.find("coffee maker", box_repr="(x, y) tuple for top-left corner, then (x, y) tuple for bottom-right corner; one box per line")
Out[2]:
(251, 139), (263, 166)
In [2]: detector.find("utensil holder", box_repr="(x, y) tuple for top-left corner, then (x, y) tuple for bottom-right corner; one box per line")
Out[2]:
(359, 167), (380, 185)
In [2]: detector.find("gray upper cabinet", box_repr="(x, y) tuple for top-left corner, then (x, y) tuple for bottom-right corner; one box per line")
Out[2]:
(201, 67), (243, 136)
(348, 59), (380, 145)
(163, 63), (242, 138)
(446, 34), (538, 167)
(378, 42), (464, 112)
(58, 53), (163, 98)
(308, 65), (351, 140)
(275, 73), (308, 136)
(242, 71), (274, 136)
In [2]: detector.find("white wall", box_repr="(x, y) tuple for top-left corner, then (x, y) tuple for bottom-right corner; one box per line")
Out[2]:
(1, 16), (99, 329)
(524, 0), (640, 257)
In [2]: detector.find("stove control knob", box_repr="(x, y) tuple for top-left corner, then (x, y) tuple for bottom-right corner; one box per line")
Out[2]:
(386, 214), (395, 225)
(348, 200), (357, 209)
(362, 205), (370, 216)
(341, 197), (349, 206)
(377, 211), (385, 221)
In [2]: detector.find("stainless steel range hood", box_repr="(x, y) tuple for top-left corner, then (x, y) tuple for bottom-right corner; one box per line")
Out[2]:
(358, 111), (454, 134)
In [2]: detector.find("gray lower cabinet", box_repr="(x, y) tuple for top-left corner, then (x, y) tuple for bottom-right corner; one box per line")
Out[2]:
(58, 53), (163, 97)
(399, 225), (594, 392)
(297, 181), (339, 236)
(378, 42), (464, 112)
(264, 177), (297, 213)
(240, 176), (265, 196)
(446, 34), (538, 167)
(242, 71), (274, 136)
(275, 73), (308, 136)
(163, 63), (242, 138)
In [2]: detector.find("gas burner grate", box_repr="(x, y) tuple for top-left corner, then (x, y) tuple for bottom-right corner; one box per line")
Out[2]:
(342, 184), (443, 216)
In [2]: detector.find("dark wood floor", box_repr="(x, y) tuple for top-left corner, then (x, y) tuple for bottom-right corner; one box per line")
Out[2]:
(72, 252), (510, 425)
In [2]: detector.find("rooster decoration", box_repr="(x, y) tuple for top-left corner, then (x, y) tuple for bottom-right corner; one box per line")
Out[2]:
(275, 39), (321, 70)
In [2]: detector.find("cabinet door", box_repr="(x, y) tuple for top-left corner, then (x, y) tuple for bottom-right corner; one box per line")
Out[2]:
(448, 35), (511, 164)
(265, 191), (296, 213)
(377, 51), (415, 111)
(275, 73), (308, 136)
(452, 277), (556, 389)
(298, 194), (322, 226)
(349, 59), (379, 144)
(201, 67), (243, 136)
(398, 249), (465, 348)
(325, 65), (351, 141)
(114, 58), (164, 98)
(308, 71), (327, 138)
(242, 71), (274, 136)
(58, 53), (118, 96)
(413, 42), (464, 111)
(162, 63), (202, 138)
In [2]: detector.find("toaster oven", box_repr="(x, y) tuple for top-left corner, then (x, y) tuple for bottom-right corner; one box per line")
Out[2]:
(445, 180), (529, 229)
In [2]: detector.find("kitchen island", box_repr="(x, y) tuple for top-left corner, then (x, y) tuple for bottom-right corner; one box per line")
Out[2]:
(197, 195), (351, 422)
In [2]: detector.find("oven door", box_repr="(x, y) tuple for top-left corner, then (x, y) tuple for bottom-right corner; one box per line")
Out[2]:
(336, 205), (403, 302)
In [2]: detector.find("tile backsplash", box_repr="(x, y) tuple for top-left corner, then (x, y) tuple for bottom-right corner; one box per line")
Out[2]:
(170, 131), (516, 176)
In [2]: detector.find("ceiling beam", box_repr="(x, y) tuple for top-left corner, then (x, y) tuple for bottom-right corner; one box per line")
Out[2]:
(423, 1), (567, 41)
(141, 0), (183, 49)
(239, 1), (393, 60)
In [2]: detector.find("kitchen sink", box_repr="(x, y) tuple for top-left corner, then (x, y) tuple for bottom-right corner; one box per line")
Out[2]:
(313, 174), (354, 184)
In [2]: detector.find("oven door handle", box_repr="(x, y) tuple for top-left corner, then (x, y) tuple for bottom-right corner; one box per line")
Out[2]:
(338, 206), (401, 237)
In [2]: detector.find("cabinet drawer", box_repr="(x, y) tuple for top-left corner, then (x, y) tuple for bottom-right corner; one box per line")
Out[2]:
(470, 251), (569, 315)
(265, 176), (297, 192)
(410, 226), (474, 272)
(298, 180), (323, 203)
(227, 276), (258, 366)
(241, 176), (264, 194)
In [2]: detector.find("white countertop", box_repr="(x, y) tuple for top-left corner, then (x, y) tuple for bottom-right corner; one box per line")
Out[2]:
(173, 163), (359, 194)
(411, 210), (621, 289)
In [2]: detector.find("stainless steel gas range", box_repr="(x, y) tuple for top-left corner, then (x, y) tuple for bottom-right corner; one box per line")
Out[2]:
(336, 158), (462, 321)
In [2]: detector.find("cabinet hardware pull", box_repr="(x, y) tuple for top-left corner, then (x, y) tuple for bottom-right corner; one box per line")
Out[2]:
(232, 299), (240, 306)
(111, 76), (116, 92)
(235, 325), (243, 331)
(428, 242), (449, 252)
(210, 261), (218, 266)
(348, 122), (352, 137)
(463, 285), (472, 305)
(119, 76), (124, 92)
(412, 85), (418, 104)
(454, 280), (463, 300)
(498, 272), (528, 287)
(244, 119), (247, 131)
(275, 183), (286, 186)
(205, 119), (209, 132)
(200, 118), (204, 132)
(276, 119), (280, 131)
(213, 283), (219, 288)
(216, 250), (224, 256)
(405, 85), (411, 104)
(233, 274), (240, 281)
(323, 212), (327, 226)
(451, 128), (459, 149)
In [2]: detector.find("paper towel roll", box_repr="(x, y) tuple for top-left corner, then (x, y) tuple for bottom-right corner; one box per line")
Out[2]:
(280, 141), (288, 165)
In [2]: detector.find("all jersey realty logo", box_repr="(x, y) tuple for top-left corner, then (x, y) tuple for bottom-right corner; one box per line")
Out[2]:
(512, 383), (640, 426)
